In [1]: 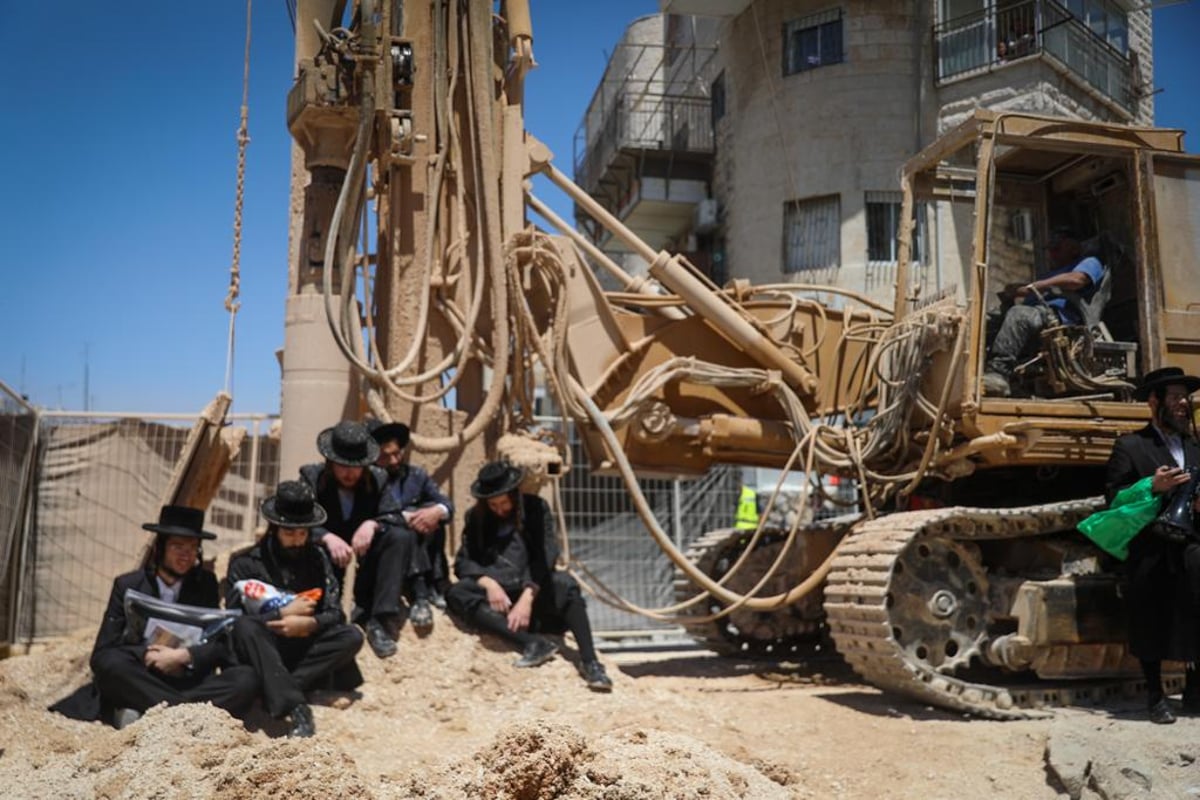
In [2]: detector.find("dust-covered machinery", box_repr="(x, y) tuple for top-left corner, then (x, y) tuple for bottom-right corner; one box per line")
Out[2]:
(281, 1), (1200, 717)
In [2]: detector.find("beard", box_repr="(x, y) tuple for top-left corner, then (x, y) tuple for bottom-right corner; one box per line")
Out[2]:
(279, 544), (307, 562)
(1158, 403), (1190, 435)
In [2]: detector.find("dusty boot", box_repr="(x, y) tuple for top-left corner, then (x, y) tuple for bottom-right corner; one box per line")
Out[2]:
(514, 637), (558, 668)
(288, 703), (316, 737)
(580, 659), (613, 692)
(365, 618), (397, 659)
(409, 598), (434, 631)
(981, 371), (1011, 397)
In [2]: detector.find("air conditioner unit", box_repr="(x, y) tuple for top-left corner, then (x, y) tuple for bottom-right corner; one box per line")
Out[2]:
(694, 198), (720, 234)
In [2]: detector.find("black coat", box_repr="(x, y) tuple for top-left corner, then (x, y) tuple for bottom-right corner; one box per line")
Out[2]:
(1106, 423), (1200, 661)
(300, 463), (388, 544)
(378, 463), (454, 523)
(225, 534), (348, 634)
(454, 493), (559, 593)
(90, 566), (231, 677)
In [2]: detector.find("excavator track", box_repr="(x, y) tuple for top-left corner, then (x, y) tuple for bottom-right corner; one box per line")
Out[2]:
(674, 517), (856, 658)
(824, 498), (1166, 719)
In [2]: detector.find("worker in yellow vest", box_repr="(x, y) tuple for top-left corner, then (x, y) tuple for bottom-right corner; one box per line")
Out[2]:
(734, 484), (759, 530)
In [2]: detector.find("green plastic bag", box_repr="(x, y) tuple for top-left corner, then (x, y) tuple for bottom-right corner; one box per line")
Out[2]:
(1077, 476), (1161, 560)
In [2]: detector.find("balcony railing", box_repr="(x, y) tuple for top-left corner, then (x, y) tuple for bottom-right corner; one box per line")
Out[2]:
(934, 0), (1134, 112)
(574, 93), (714, 195)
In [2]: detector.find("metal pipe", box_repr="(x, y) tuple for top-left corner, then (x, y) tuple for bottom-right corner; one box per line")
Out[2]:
(526, 192), (685, 320)
(537, 159), (817, 396)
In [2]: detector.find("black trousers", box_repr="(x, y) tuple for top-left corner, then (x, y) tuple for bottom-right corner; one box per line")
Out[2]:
(446, 571), (599, 662)
(231, 616), (364, 718)
(90, 646), (258, 718)
(352, 523), (431, 620)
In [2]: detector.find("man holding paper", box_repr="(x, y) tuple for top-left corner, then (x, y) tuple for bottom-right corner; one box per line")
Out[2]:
(88, 506), (259, 728)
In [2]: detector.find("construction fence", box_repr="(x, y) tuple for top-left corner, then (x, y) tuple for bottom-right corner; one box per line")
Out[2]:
(0, 395), (746, 649)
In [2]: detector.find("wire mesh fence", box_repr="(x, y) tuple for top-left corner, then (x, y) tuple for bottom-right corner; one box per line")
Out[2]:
(16, 412), (278, 642)
(0, 382), (39, 653)
(7, 406), (759, 646)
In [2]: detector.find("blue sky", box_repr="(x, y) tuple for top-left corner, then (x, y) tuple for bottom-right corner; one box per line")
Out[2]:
(1, 1), (1196, 414)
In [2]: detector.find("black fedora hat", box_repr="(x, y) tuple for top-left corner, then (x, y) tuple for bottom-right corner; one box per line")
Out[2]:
(316, 420), (380, 467)
(261, 480), (328, 528)
(1134, 366), (1200, 401)
(142, 505), (217, 540)
(367, 418), (410, 448)
(471, 461), (524, 499)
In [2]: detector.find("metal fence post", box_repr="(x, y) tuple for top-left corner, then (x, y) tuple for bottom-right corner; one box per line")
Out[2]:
(244, 418), (262, 542)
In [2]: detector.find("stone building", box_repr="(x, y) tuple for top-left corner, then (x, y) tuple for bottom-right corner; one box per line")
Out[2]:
(575, 0), (1153, 307)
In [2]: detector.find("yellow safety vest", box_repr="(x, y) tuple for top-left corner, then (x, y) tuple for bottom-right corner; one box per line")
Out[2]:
(734, 486), (759, 530)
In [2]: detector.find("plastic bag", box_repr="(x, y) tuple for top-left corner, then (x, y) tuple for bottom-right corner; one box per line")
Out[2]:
(122, 588), (242, 646)
(234, 579), (322, 615)
(1077, 476), (1161, 560)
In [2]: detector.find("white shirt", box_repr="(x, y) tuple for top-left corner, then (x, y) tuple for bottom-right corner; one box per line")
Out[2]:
(156, 575), (180, 605)
(1153, 424), (1186, 468)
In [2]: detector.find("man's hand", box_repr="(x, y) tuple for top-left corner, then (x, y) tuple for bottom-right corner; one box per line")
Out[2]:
(507, 592), (533, 632)
(479, 576), (512, 614)
(406, 506), (444, 535)
(1152, 465), (1190, 495)
(144, 645), (192, 676)
(323, 532), (354, 568)
(351, 520), (379, 557)
(280, 596), (317, 618)
(267, 615), (318, 638)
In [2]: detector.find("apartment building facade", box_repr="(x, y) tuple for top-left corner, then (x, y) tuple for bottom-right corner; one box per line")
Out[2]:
(575, 0), (1153, 307)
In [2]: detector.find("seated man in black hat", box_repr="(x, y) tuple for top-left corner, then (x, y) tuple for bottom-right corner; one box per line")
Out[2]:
(300, 420), (427, 659)
(982, 226), (1106, 397)
(446, 461), (613, 692)
(370, 419), (453, 624)
(1106, 366), (1200, 724)
(88, 505), (258, 729)
(226, 480), (365, 738)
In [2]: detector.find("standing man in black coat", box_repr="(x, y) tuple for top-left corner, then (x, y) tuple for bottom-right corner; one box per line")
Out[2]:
(226, 480), (365, 737)
(300, 420), (426, 658)
(446, 461), (612, 692)
(370, 419), (452, 624)
(89, 506), (258, 728)
(1106, 366), (1200, 724)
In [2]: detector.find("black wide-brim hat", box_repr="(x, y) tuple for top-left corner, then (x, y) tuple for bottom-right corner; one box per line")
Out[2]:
(261, 480), (328, 528)
(471, 461), (524, 499)
(142, 505), (217, 540)
(367, 418), (410, 448)
(317, 420), (380, 467)
(1133, 366), (1200, 401)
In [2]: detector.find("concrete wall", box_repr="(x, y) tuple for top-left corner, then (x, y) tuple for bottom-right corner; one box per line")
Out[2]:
(706, 0), (1153, 309)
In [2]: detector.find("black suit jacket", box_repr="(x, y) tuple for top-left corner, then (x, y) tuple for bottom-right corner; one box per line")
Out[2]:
(454, 494), (559, 593)
(1105, 424), (1199, 504)
(300, 462), (388, 544)
(89, 566), (228, 677)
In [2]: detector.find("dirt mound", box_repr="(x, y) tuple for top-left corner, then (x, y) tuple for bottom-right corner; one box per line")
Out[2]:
(0, 618), (796, 799)
(403, 721), (794, 799)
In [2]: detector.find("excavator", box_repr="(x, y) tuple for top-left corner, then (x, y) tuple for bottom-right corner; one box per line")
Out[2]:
(280, 0), (1200, 717)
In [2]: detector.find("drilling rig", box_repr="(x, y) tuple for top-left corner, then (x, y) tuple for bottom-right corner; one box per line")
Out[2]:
(281, 0), (1200, 717)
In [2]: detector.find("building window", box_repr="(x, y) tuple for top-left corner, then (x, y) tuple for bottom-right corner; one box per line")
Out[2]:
(783, 9), (844, 76)
(711, 71), (725, 124)
(866, 191), (926, 265)
(784, 195), (840, 274)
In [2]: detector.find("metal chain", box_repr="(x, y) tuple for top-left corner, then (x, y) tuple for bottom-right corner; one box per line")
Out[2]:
(225, 0), (252, 397)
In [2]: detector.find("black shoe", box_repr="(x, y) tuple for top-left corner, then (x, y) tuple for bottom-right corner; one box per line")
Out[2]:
(430, 591), (447, 611)
(287, 703), (315, 737)
(365, 618), (397, 658)
(1149, 698), (1176, 725)
(514, 638), (559, 668)
(409, 599), (434, 630)
(580, 659), (613, 692)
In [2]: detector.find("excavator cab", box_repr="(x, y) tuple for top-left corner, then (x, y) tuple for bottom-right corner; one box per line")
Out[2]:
(899, 113), (1200, 450)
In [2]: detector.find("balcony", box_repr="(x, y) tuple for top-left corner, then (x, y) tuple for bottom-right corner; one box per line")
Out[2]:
(934, 0), (1136, 113)
(573, 24), (718, 253)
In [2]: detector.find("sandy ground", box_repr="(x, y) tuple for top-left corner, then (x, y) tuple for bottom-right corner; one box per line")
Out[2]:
(0, 607), (1083, 800)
